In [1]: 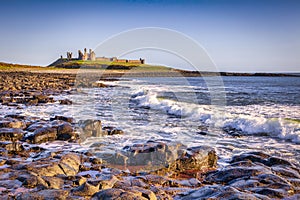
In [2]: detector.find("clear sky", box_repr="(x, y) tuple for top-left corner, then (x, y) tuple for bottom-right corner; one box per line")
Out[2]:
(0, 0), (299, 72)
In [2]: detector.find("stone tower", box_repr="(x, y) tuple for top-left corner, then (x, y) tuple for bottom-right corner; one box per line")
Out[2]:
(82, 48), (88, 60)
(89, 49), (96, 61)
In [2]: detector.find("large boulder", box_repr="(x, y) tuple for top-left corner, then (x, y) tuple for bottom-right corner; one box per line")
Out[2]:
(59, 153), (81, 176)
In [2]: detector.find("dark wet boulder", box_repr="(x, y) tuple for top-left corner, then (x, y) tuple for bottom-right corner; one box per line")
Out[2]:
(57, 122), (76, 141)
(0, 128), (24, 141)
(59, 98), (73, 105)
(230, 152), (269, 165)
(102, 126), (124, 135)
(265, 156), (294, 167)
(25, 126), (57, 144)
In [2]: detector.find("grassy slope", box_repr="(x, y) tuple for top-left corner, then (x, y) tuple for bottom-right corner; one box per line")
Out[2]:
(52, 59), (175, 71)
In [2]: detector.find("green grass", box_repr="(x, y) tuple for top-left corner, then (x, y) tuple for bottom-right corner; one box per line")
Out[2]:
(54, 60), (174, 71)
(284, 118), (300, 123)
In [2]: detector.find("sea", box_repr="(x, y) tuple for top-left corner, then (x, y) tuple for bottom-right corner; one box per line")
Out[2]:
(2, 76), (300, 167)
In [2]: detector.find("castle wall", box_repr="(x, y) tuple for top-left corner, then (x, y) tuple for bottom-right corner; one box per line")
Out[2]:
(96, 57), (112, 62)
(128, 60), (143, 64)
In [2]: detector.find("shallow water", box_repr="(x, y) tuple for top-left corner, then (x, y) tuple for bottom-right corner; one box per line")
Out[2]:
(2, 76), (300, 167)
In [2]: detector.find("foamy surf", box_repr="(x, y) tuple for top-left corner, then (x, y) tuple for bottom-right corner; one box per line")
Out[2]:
(131, 89), (300, 144)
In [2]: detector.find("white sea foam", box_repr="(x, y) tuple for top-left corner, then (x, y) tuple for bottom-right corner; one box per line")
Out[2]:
(131, 89), (300, 144)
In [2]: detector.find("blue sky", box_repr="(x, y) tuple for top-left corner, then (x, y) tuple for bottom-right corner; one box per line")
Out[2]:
(0, 0), (299, 72)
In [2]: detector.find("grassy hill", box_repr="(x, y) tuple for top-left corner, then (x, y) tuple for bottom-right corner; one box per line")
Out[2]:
(49, 59), (175, 71)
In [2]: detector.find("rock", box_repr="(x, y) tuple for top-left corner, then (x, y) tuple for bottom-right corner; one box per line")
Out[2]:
(88, 175), (119, 189)
(0, 118), (26, 129)
(78, 119), (103, 139)
(28, 161), (65, 177)
(26, 121), (47, 132)
(21, 174), (48, 189)
(174, 146), (217, 172)
(33, 94), (54, 104)
(0, 128), (24, 141)
(59, 99), (72, 105)
(0, 179), (23, 189)
(91, 188), (148, 200)
(122, 141), (182, 168)
(252, 187), (292, 198)
(205, 166), (271, 184)
(266, 157), (294, 167)
(59, 153), (81, 176)
(0, 141), (24, 152)
(50, 116), (74, 123)
(27, 126), (57, 144)
(177, 185), (266, 200)
(42, 176), (64, 189)
(57, 122), (75, 141)
(17, 189), (69, 200)
(103, 126), (124, 135)
(72, 182), (99, 197)
(271, 166), (300, 179)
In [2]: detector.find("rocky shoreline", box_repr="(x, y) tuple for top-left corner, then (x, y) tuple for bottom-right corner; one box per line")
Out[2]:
(0, 71), (300, 199)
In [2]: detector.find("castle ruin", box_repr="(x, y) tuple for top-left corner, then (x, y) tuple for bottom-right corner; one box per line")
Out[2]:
(62, 48), (145, 64)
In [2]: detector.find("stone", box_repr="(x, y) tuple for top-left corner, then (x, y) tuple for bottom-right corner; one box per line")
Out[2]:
(21, 174), (48, 189)
(174, 146), (217, 172)
(0, 179), (23, 189)
(26, 121), (47, 132)
(88, 175), (119, 189)
(28, 161), (65, 177)
(176, 185), (265, 200)
(103, 126), (124, 135)
(78, 119), (103, 139)
(57, 122), (75, 141)
(91, 188), (148, 200)
(59, 99), (72, 105)
(50, 116), (74, 123)
(72, 182), (99, 197)
(26, 126), (57, 144)
(0, 141), (24, 152)
(17, 189), (69, 200)
(205, 166), (271, 184)
(0, 118), (26, 129)
(42, 176), (64, 189)
(59, 153), (81, 176)
(0, 128), (24, 141)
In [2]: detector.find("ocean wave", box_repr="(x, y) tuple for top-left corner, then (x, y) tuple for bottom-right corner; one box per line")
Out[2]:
(131, 89), (300, 144)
